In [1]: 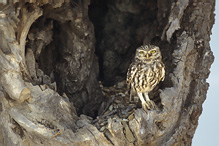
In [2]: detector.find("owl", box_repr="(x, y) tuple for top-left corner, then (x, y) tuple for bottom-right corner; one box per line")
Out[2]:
(126, 45), (165, 110)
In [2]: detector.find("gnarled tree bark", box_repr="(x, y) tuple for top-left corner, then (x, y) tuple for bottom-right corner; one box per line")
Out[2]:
(0, 0), (215, 146)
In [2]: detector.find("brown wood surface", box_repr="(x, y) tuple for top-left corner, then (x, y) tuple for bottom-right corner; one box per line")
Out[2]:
(0, 0), (215, 146)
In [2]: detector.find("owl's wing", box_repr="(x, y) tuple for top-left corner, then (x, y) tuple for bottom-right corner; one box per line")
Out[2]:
(126, 63), (138, 88)
(160, 62), (165, 81)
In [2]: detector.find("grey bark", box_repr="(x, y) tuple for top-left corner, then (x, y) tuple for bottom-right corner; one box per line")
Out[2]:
(0, 0), (215, 146)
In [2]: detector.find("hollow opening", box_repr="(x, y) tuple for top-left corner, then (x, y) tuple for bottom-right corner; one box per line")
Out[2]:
(26, 17), (59, 86)
(88, 0), (174, 114)
(25, 1), (174, 119)
(89, 0), (160, 86)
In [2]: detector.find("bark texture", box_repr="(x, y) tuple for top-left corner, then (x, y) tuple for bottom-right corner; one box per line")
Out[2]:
(0, 0), (215, 146)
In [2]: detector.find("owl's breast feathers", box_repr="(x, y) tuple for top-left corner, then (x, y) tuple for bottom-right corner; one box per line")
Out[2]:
(126, 61), (165, 92)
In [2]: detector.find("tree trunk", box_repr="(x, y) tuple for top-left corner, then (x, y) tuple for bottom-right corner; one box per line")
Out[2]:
(0, 0), (215, 146)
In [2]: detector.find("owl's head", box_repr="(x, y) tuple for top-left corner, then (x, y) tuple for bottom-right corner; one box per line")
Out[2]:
(134, 45), (162, 63)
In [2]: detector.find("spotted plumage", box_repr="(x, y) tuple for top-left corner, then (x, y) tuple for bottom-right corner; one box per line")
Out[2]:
(126, 45), (165, 110)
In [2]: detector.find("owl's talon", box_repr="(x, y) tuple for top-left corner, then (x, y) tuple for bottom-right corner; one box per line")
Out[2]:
(147, 100), (155, 109)
(142, 100), (156, 111)
(142, 102), (151, 110)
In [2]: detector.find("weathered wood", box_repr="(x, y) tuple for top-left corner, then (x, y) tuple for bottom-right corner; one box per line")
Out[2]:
(0, 7), (31, 102)
(0, 0), (215, 146)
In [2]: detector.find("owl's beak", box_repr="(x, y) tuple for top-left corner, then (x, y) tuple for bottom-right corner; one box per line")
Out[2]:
(146, 53), (149, 59)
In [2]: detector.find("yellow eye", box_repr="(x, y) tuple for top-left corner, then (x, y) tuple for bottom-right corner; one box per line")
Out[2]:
(139, 51), (144, 54)
(150, 50), (156, 53)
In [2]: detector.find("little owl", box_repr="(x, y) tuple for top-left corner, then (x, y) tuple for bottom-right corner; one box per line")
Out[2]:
(126, 45), (165, 110)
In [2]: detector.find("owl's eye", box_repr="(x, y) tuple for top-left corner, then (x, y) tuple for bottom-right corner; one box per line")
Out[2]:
(139, 51), (144, 54)
(150, 50), (156, 54)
